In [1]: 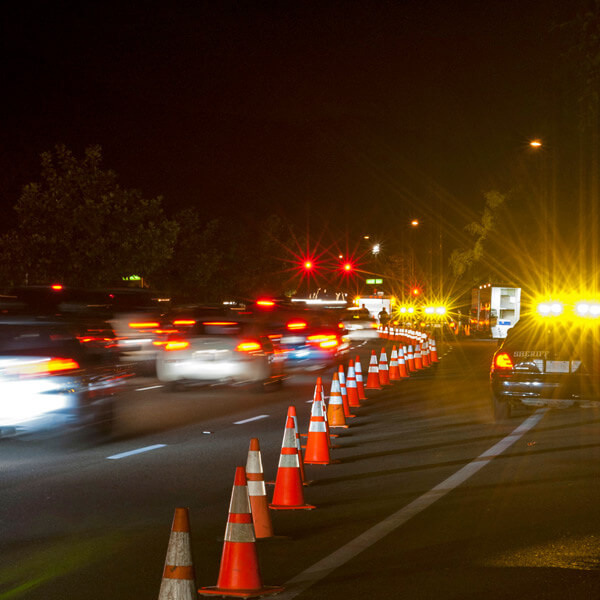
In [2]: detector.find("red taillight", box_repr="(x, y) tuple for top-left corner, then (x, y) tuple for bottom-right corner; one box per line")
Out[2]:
(256, 300), (275, 307)
(9, 357), (80, 376)
(203, 321), (237, 326)
(46, 358), (80, 372)
(338, 322), (344, 329)
(51, 284), (63, 291)
(173, 319), (196, 326)
(129, 321), (160, 329)
(236, 341), (262, 352)
(287, 320), (307, 330)
(307, 334), (339, 349)
(493, 352), (513, 370)
(164, 340), (190, 351)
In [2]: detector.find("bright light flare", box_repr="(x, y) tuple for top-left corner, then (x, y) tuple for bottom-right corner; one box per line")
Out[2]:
(536, 302), (563, 317)
(575, 301), (600, 318)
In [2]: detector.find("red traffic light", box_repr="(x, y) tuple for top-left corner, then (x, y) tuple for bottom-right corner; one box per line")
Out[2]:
(412, 287), (421, 296)
(303, 260), (313, 270)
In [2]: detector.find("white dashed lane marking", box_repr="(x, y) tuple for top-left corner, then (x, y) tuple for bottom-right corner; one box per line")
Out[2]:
(234, 415), (270, 425)
(276, 409), (548, 599)
(106, 444), (167, 460)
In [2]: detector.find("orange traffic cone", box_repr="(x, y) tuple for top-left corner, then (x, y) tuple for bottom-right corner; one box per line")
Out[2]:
(378, 347), (391, 386)
(245, 438), (275, 539)
(304, 390), (338, 465)
(430, 337), (439, 362)
(406, 345), (416, 372)
(327, 372), (348, 428)
(422, 338), (430, 367)
(338, 365), (356, 418)
(365, 350), (382, 390)
(346, 360), (361, 407)
(269, 415), (315, 510)
(355, 355), (368, 400)
(389, 346), (401, 381)
(314, 377), (338, 448)
(159, 507), (196, 600)
(287, 405), (307, 485)
(398, 346), (409, 378)
(200, 467), (283, 598)
(414, 343), (423, 370)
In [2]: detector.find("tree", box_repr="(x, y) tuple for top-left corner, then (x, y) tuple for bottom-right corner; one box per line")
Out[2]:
(3, 144), (178, 287)
(449, 190), (507, 282)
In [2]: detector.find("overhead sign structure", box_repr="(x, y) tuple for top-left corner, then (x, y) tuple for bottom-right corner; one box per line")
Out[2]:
(366, 278), (383, 285)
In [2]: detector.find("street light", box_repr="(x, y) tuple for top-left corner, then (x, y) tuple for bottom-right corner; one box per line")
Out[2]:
(372, 243), (380, 255)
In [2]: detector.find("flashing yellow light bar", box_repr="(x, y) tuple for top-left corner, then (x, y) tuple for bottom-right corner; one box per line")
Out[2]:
(424, 305), (446, 317)
(575, 302), (600, 318)
(536, 302), (564, 317)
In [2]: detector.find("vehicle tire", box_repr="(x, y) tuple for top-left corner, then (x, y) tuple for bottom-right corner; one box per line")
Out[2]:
(492, 394), (511, 421)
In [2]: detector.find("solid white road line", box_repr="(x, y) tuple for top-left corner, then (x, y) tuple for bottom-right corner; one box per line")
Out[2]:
(135, 385), (163, 391)
(276, 408), (548, 599)
(106, 444), (167, 460)
(234, 415), (270, 425)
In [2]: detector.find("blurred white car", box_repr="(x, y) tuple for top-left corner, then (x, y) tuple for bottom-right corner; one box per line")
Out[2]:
(155, 319), (285, 390)
(0, 315), (128, 438)
(340, 309), (379, 340)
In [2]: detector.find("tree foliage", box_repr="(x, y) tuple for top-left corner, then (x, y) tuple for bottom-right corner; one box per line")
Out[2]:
(449, 191), (506, 281)
(3, 144), (178, 287)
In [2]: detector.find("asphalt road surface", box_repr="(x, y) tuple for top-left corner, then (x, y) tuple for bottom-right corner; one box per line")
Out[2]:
(1, 338), (599, 599)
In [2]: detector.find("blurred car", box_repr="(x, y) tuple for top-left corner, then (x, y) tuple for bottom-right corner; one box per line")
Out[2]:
(490, 313), (600, 420)
(340, 307), (379, 340)
(155, 318), (286, 390)
(251, 307), (349, 371)
(0, 315), (129, 439)
(7, 285), (171, 374)
(104, 289), (171, 372)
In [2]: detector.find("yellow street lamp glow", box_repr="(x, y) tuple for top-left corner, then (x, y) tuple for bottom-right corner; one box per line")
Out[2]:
(411, 219), (419, 227)
(530, 140), (542, 148)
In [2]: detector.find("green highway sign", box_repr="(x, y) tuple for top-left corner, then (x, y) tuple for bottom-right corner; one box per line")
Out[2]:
(122, 274), (142, 281)
(366, 278), (383, 284)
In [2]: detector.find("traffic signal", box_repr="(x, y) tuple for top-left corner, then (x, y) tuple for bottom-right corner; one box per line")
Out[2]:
(342, 262), (353, 272)
(411, 287), (421, 296)
(303, 260), (313, 271)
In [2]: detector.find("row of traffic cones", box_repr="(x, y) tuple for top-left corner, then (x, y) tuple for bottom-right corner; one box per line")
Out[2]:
(158, 340), (441, 598)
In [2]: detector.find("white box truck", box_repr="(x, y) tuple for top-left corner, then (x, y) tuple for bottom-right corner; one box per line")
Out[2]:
(470, 285), (521, 338)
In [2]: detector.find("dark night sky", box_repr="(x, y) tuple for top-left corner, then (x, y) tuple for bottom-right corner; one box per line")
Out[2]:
(0, 0), (579, 247)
